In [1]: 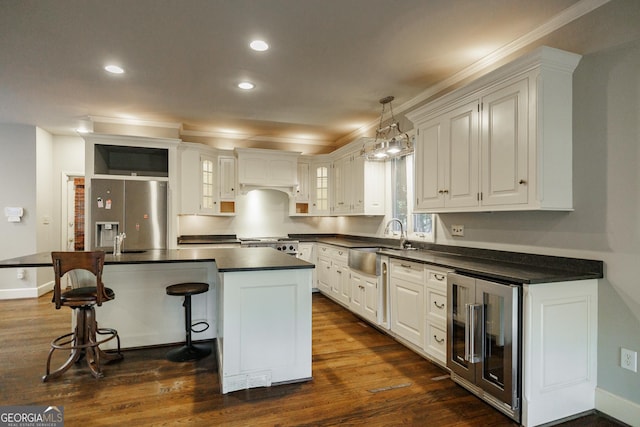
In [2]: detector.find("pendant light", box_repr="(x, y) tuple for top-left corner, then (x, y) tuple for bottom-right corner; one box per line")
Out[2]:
(362, 96), (413, 161)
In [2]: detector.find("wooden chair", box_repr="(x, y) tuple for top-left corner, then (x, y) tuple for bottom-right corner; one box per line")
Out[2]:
(43, 251), (123, 381)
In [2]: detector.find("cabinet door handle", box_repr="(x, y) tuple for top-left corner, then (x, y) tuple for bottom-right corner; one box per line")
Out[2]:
(434, 301), (445, 309)
(434, 335), (445, 344)
(434, 274), (445, 281)
(519, 179), (527, 185)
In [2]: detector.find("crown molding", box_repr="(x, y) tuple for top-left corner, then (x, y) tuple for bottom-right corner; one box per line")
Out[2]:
(340, 0), (612, 144)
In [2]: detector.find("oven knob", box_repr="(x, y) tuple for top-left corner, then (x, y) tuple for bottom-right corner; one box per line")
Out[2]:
(289, 245), (294, 251)
(276, 246), (282, 251)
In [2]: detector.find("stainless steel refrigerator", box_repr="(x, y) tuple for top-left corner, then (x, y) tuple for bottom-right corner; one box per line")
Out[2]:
(91, 179), (167, 251)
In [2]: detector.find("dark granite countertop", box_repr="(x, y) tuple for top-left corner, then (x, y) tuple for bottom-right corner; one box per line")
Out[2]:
(0, 248), (314, 273)
(294, 234), (603, 285)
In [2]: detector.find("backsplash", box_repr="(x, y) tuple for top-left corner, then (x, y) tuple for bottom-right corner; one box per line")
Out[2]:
(177, 189), (385, 238)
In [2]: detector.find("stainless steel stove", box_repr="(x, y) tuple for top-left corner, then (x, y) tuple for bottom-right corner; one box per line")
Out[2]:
(239, 237), (299, 256)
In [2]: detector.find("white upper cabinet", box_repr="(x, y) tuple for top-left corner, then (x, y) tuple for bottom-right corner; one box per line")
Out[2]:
(218, 155), (236, 200)
(415, 99), (479, 210)
(310, 160), (331, 216)
(295, 160), (310, 202)
(178, 145), (236, 215)
(332, 152), (385, 216)
(480, 77), (529, 207)
(408, 46), (581, 213)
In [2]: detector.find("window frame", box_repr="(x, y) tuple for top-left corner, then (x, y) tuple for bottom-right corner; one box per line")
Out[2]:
(386, 153), (436, 243)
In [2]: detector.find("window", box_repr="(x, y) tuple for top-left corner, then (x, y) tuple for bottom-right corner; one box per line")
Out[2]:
(389, 154), (434, 241)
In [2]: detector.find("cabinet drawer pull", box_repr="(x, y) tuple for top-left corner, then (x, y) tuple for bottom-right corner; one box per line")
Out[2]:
(434, 335), (445, 344)
(434, 301), (445, 309)
(434, 274), (445, 281)
(400, 263), (413, 268)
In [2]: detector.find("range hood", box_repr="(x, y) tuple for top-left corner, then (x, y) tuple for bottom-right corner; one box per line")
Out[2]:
(235, 148), (301, 196)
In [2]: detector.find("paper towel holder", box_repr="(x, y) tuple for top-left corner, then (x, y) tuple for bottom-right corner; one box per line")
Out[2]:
(5, 207), (24, 222)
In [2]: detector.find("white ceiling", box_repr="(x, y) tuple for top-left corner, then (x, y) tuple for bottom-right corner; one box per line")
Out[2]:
(1, 0), (638, 153)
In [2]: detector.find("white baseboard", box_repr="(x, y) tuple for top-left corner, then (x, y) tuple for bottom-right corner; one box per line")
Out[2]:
(0, 281), (52, 300)
(0, 287), (38, 299)
(596, 387), (640, 426)
(37, 280), (54, 296)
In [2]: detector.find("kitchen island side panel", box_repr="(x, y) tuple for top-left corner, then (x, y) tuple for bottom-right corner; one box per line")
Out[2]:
(217, 268), (312, 393)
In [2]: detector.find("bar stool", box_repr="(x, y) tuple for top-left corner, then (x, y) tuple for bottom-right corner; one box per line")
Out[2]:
(166, 282), (211, 362)
(43, 251), (123, 381)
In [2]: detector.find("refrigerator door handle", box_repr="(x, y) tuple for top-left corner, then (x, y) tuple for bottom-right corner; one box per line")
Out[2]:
(466, 303), (482, 363)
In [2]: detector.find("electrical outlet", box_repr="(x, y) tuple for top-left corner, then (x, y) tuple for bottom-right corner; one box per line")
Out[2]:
(451, 225), (464, 237)
(621, 348), (637, 372)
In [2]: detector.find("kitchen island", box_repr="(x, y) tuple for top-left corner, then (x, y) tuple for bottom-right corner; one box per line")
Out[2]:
(0, 248), (314, 393)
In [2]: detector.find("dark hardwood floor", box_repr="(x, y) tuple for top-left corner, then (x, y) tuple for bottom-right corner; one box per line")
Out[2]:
(0, 292), (623, 426)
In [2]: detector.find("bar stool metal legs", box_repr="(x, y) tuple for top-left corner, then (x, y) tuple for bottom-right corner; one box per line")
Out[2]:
(166, 282), (211, 362)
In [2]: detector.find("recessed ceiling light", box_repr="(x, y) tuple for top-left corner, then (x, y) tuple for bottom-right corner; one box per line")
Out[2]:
(249, 40), (269, 51)
(104, 65), (125, 74)
(238, 81), (255, 90)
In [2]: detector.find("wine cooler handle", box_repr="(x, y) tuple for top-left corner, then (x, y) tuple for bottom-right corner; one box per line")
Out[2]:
(465, 303), (482, 363)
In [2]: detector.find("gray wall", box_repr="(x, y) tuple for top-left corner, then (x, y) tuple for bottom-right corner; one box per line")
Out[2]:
(432, 40), (640, 404)
(0, 124), (38, 293)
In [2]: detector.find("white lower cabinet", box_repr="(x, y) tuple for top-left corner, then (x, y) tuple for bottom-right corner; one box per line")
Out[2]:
(390, 259), (426, 348)
(297, 242), (316, 291)
(316, 250), (331, 294)
(316, 244), (350, 308)
(349, 270), (378, 325)
(318, 246), (452, 367)
(424, 268), (451, 365)
(521, 279), (598, 426)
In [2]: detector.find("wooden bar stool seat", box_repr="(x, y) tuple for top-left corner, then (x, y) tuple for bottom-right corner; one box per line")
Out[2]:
(166, 282), (211, 362)
(43, 251), (123, 382)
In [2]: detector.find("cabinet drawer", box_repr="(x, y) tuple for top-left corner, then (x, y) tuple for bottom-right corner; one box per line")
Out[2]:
(317, 245), (331, 256)
(427, 270), (448, 291)
(425, 322), (447, 364)
(331, 247), (349, 263)
(425, 286), (447, 324)
(390, 259), (425, 283)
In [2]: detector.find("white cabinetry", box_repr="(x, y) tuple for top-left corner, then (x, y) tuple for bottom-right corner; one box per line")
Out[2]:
(332, 153), (384, 216)
(290, 159), (311, 215)
(423, 268), (450, 365)
(178, 145), (235, 215)
(178, 145), (207, 214)
(414, 100), (479, 210)
(310, 160), (331, 216)
(316, 247), (332, 294)
(315, 244), (350, 307)
(407, 46), (581, 213)
(295, 161), (310, 202)
(235, 148), (300, 194)
(390, 259), (425, 348)
(521, 279), (598, 426)
(349, 270), (378, 324)
(296, 242), (316, 291)
(218, 155), (236, 214)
